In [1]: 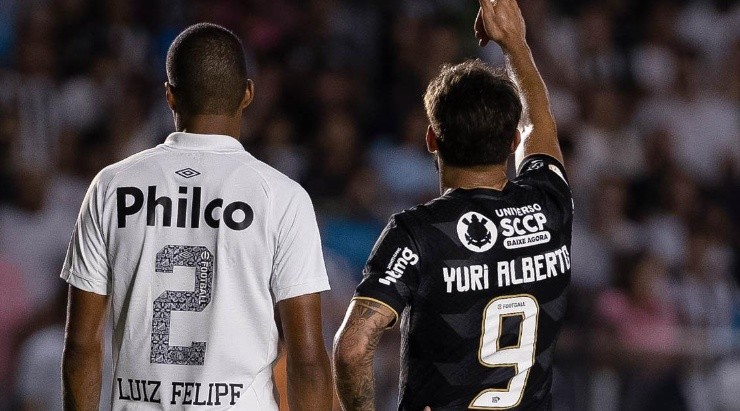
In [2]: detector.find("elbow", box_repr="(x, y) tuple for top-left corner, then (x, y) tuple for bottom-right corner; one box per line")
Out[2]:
(333, 344), (355, 370)
(332, 349), (351, 374)
(286, 349), (331, 381)
(332, 335), (370, 374)
(64, 336), (102, 355)
(62, 339), (103, 386)
(287, 355), (331, 373)
(63, 338), (103, 368)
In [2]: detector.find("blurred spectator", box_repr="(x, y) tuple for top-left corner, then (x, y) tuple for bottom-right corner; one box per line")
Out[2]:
(303, 110), (362, 206)
(598, 254), (679, 354)
(0, 257), (27, 403)
(320, 166), (386, 276)
(0, 169), (72, 309)
(257, 114), (308, 181)
(572, 88), (645, 200)
(591, 177), (643, 254)
(676, 0), (740, 71)
(631, 1), (682, 95)
(0, 4), (62, 170)
(634, 45), (739, 185)
(570, 214), (614, 292)
(576, 5), (629, 88)
(369, 108), (438, 212)
(519, 0), (579, 88)
(595, 253), (686, 410)
(14, 285), (112, 411)
(0, 0), (18, 66)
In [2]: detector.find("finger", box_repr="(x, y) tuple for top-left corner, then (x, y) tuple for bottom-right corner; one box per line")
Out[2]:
(474, 8), (483, 33)
(474, 8), (491, 46)
(474, 10), (485, 37)
(477, 0), (496, 14)
(424, 407), (432, 411)
(477, 34), (489, 47)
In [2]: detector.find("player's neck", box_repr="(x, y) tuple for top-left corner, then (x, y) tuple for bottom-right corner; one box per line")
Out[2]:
(176, 114), (242, 139)
(439, 163), (509, 194)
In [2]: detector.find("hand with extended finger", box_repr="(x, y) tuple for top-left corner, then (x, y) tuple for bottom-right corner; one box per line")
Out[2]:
(474, 0), (527, 50)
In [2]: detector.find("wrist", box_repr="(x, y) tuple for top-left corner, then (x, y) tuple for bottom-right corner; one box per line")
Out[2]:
(499, 37), (529, 55)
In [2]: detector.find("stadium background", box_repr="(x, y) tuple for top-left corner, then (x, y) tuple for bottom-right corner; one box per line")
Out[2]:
(0, 0), (737, 409)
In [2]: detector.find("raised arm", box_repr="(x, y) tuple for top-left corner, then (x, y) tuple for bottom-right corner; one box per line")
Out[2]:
(333, 299), (396, 411)
(475, 0), (563, 168)
(62, 286), (109, 411)
(277, 293), (333, 411)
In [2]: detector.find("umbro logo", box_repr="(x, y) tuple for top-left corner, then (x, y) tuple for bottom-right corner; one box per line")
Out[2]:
(175, 168), (200, 178)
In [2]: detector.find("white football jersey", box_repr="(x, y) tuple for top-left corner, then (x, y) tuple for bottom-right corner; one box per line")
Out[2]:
(61, 132), (330, 410)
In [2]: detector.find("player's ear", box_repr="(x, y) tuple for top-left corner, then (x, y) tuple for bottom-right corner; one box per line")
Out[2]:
(240, 79), (255, 110)
(426, 125), (439, 154)
(511, 129), (521, 153)
(165, 82), (176, 111)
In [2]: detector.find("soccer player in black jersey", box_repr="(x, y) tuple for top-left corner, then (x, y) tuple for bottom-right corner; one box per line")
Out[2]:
(333, 1), (573, 410)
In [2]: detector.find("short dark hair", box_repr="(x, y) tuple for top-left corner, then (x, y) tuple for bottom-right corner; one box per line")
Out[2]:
(166, 23), (248, 116)
(423, 59), (522, 167)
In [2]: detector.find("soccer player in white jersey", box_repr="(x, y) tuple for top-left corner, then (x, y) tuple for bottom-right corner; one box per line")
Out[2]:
(61, 23), (332, 410)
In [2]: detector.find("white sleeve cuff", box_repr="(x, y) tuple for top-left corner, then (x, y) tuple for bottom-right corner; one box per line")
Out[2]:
(60, 268), (109, 295)
(273, 278), (330, 303)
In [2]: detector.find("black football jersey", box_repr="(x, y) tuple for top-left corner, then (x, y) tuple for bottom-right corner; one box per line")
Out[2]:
(354, 155), (573, 411)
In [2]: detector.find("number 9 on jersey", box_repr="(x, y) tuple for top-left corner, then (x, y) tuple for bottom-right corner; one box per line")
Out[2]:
(471, 294), (539, 409)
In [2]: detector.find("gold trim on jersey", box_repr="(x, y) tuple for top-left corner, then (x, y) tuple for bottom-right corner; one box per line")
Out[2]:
(351, 296), (400, 328)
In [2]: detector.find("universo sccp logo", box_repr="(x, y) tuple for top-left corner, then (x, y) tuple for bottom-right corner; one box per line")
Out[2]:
(456, 211), (497, 253)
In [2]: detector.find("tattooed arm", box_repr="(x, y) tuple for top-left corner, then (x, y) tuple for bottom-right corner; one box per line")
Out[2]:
(333, 298), (397, 411)
(63, 286), (109, 411)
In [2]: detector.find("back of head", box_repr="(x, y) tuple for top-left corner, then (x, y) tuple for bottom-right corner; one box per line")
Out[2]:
(424, 59), (522, 167)
(166, 23), (248, 116)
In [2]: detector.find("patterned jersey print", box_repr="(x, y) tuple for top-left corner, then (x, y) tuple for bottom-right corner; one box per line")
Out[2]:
(61, 132), (330, 410)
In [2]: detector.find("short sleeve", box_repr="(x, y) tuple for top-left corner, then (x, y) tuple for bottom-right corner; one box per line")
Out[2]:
(60, 173), (110, 295)
(354, 215), (420, 327)
(515, 154), (573, 216)
(271, 187), (330, 302)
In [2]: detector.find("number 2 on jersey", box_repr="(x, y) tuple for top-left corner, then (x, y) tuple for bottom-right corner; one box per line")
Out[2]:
(150, 245), (214, 365)
(471, 294), (539, 409)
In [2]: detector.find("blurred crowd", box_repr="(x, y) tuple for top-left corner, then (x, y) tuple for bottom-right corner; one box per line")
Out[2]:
(0, 0), (738, 410)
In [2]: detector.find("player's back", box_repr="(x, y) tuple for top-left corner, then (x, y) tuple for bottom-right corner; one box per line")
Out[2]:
(356, 155), (572, 410)
(62, 132), (328, 410)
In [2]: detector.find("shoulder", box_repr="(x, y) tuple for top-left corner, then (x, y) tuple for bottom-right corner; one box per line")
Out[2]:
(513, 155), (572, 201)
(389, 205), (424, 232)
(514, 154), (570, 187)
(512, 154), (574, 223)
(236, 158), (316, 222)
(386, 196), (451, 238)
(244, 157), (305, 195)
(394, 194), (461, 226)
(92, 147), (165, 193)
(246, 159), (312, 210)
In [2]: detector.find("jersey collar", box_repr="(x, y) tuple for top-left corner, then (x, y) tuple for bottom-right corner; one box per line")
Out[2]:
(445, 184), (512, 198)
(163, 132), (245, 152)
